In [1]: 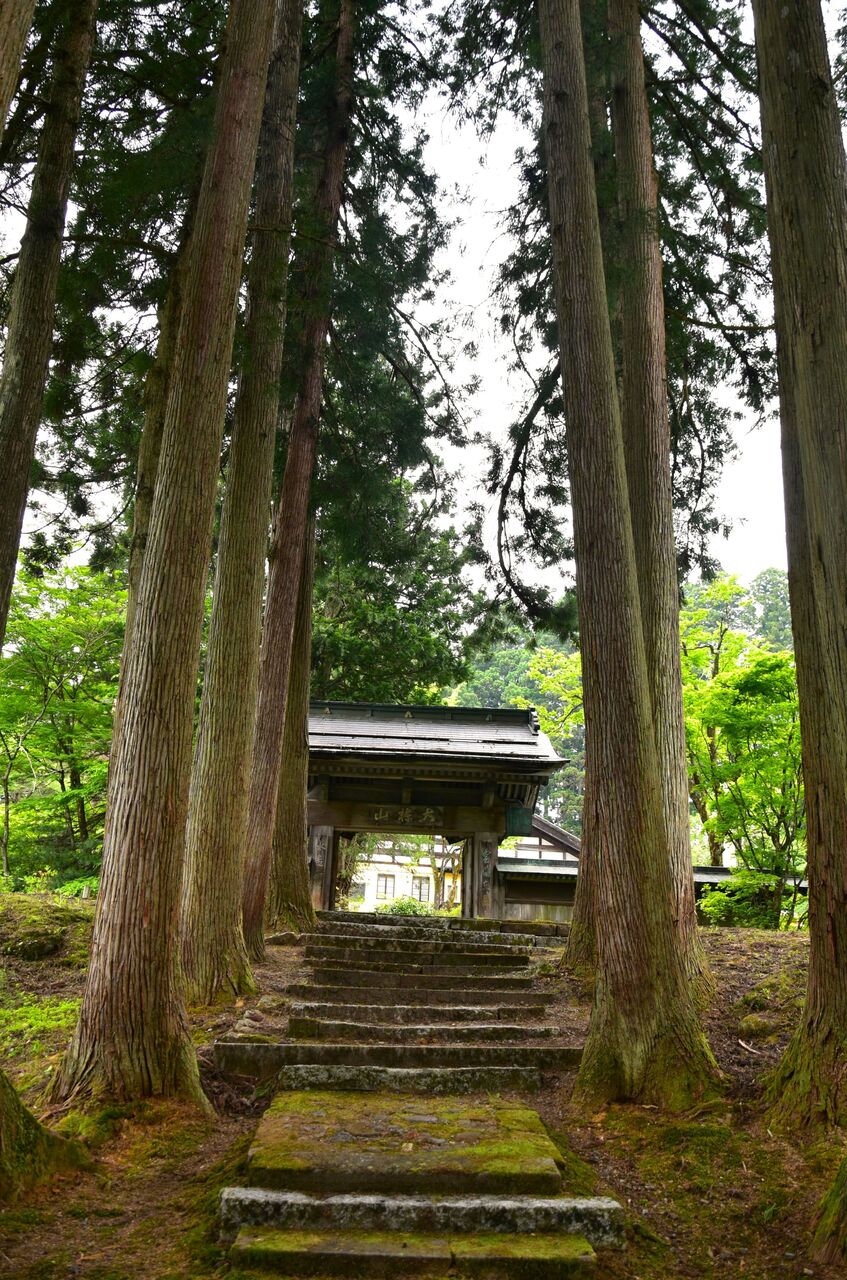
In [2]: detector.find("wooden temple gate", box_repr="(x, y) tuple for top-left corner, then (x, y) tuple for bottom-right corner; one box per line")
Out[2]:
(305, 701), (563, 919)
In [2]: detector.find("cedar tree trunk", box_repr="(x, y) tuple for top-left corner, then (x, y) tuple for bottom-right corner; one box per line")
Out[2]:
(242, 0), (355, 961)
(538, 0), (719, 1107)
(268, 522), (317, 934)
(0, 0), (99, 649)
(566, 739), (597, 970)
(51, 0), (278, 1106)
(0, 0), (37, 139)
(814, 1153), (847, 1266)
(0, 1069), (78, 1199)
(608, 0), (708, 994)
(181, 0), (304, 1006)
(752, 0), (847, 1128)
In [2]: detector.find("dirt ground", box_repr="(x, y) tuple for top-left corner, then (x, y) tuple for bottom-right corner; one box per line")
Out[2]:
(0, 903), (845, 1280)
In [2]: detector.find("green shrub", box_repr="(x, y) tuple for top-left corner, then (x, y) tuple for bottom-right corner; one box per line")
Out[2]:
(375, 896), (433, 916)
(698, 868), (800, 929)
(54, 876), (99, 898)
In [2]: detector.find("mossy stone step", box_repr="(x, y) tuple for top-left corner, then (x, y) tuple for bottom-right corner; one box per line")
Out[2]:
(220, 1187), (625, 1247)
(289, 998), (547, 1018)
(274, 1064), (544, 1093)
(288, 1017), (561, 1043)
(271, 1041), (577, 1069)
(315, 922), (547, 948)
(306, 966), (534, 988)
(230, 1226), (596, 1277)
(287, 984), (547, 1006)
(310, 933), (533, 957)
(245, 1092), (564, 1196)
(317, 910), (570, 941)
(305, 946), (530, 968)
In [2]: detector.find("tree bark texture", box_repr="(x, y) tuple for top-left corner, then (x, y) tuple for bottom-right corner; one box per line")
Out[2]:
(124, 211), (196, 654)
(242, 0), (355, 961)
(0, 0), (37, 140)
(51, 0), (278, 1106)
(608, 0), (709, 996)
(566, 738), (597, 970)
(538, 0), (719, 1108)
(181, 0), (304, 1006)
(0, 0), (99, 649)
(268, 522), (317, 933)
(0, 1068), (77, 1199)
(814, 1153), (847, 1266)
(752, 0), (847, 1128)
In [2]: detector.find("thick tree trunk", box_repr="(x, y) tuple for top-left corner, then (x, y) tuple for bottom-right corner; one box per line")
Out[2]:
(51, 0), (278, 1106)
(538, 0), (719, 1108)
(0, 0), (99, 649)
(124, 222), (195, 651)
(566, 740), (597, 970)
(268, 523), (317, 934)
(0, 1069), (77, 1200)
(242, 0), (356, 961)
(608, 0), (709, 995)
(0, 0), (37, 141)
(752, 0), (847, 1129)
(181, 0), (304, 1007)
(814, 1153), (847, 1266)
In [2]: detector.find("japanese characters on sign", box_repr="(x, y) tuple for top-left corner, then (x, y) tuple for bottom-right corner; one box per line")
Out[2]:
(370, 805), (444, 827)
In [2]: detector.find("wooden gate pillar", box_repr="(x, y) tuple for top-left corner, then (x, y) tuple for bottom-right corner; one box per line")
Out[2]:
(308, 824), (335, 910)
(464, 831), (500, 919)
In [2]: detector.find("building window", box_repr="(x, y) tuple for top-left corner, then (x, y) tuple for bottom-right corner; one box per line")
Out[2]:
(412, 876), (430, 903)
(376, 874), (395, 900)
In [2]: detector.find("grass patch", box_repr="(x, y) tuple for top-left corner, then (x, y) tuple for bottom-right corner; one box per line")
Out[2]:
(0, 996), (80, 1060)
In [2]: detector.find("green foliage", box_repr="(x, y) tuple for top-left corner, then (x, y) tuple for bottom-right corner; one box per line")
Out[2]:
(375, 895), (433, 917)
(699, 869), (798, 930)
(451, 630), (584, 831)
(53, 876), (98, 898)
(681, 575), (804, 925)
(0, 566), (125, 885)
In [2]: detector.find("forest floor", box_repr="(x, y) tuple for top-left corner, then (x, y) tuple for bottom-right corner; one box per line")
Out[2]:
(0, 893), (844, 1279)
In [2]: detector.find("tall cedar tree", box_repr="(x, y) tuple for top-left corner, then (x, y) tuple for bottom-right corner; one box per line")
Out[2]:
(51, 0), (278, 1105)
(241, 0), (356, 961)
(0, 0), (99, 648)
(181, 0), (304, 1006)
(568, 0), (706, 980)
(537, 0), (719, 1107)
(0, 0), (36, 139)
(268, 520), (316, 931)
(609, 0), (706, 990)
(752, 0), (847, 1129)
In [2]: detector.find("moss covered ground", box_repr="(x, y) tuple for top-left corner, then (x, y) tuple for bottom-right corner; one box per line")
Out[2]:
(0, 896), (844, 1278)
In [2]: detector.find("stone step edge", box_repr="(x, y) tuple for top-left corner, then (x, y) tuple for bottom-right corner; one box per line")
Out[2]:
(220, 1188), (625, 1249)
(217, 1039), (581, 1065)
(318, 910), (571, 939)
(273, 1064), (545, 1093)
(286, 986), (548, 1004)
(289, 1002), (548, 1020)
(306, 934), (534, 956)
(287, 1017), (562, 1041)
(313, 923), (555, 948)
(230, 1224), (596, 1276)
(305, 948), (531, 965)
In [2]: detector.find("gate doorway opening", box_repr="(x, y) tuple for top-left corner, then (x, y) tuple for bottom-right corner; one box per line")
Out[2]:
(306, 701), (563, 919)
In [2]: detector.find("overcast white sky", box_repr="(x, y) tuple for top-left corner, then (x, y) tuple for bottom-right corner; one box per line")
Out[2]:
(420, 100), (788, 588)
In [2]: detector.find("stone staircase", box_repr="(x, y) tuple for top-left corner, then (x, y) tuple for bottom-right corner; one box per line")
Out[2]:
(217, 910), (624, 1276)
